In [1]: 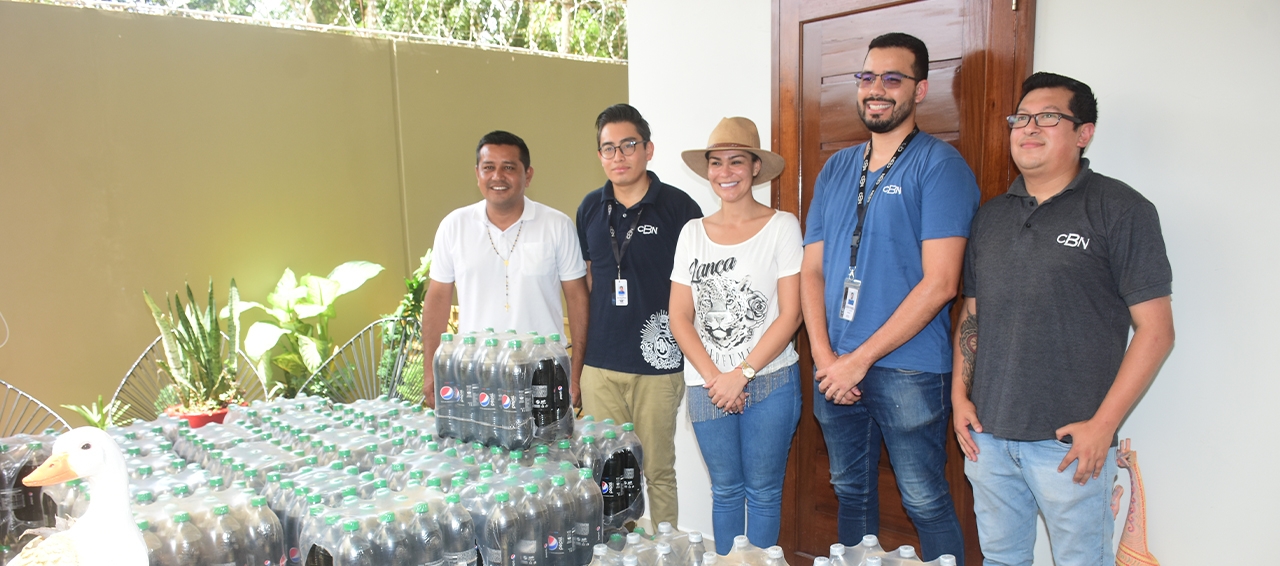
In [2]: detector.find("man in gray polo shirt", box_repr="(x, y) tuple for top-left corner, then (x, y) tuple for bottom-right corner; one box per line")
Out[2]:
(952, 72), (1175, 565)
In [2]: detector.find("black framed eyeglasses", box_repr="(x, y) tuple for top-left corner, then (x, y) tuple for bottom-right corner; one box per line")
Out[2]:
(852, 71), (920, 90)
(599, 139), (645, 159)
(1006, 112), (1084, 129)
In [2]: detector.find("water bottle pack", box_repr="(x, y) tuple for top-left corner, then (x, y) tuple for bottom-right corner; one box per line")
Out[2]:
(435, 331), (575, 451)
(820, 538), (958, 566)
(0, 431), (60, 554)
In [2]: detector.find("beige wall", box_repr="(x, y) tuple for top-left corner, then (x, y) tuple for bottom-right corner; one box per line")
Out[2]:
(0, 1), (626, 422)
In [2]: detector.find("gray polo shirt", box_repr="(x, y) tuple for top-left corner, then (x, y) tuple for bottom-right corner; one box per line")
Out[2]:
(963, 160), (1172, 442)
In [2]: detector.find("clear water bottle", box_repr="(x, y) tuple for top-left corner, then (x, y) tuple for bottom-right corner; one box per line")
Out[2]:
(570, 467), (603, 566)
(440, 493), (478, 566)
(545, 476), (575, 566)
(449, 335), (481, 444)
(374, 511), (414, 566)
(161, 511), (205, 566)
(484, 490), (520, 566)
(409, 502), (445, 566)
(138, 519), (163, 566)
(922, 556), (957, 566)
(813, 558), (830, 566)
(724, 536), (760, 565)
(587, 544), (610, 566)
(865, 557), (883, 566)
(847, 535), (883, 566)
(516, 484), (547, 566)
(435, 333), (462, 439)
(475, 338), (504, 447)
(204, 504), (243, 566)
(703, 553), (719, 566)
(763, 546), (789, 566)
(880, 546), (919, 566)
(683, 533), (705, 566)
(828, 544), (849, 566)
(243, 495), (286, 566)
(335, 519), (376, 566)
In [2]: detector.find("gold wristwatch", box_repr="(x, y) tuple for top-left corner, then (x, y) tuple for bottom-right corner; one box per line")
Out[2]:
(739, 360), (757, 382)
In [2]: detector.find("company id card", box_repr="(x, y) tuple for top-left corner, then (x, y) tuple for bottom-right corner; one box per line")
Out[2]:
(839, 273), (861, 321)
(614, 279), (629, 306)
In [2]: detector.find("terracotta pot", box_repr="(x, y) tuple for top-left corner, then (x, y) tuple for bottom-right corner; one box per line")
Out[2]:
(164, 406), (229, 428)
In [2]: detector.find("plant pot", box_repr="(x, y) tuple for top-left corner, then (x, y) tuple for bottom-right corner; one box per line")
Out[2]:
(164, 406), (229, 428)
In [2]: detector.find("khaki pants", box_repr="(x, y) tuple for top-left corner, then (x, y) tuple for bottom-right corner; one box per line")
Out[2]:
(580, 365), (685, 527)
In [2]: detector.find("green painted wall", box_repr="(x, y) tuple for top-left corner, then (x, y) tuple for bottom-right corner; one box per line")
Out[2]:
(0, 1), (626, 421)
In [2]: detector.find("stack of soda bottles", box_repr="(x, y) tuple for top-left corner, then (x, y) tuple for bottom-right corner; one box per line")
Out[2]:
(8, 393), (647, 566)
(433, 331), (575, 451)
(0, 430), (61, 563)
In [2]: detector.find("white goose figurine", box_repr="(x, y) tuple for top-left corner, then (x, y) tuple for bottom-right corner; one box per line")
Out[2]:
(13, 426), (147, 566)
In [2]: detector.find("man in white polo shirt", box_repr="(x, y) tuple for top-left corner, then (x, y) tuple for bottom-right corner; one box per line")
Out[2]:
(421, 130), (590, 404)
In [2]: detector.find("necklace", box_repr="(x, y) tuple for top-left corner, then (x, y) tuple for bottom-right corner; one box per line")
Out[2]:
(485, 220), (524, 311)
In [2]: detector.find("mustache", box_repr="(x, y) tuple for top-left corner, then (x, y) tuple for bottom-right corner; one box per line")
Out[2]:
(861, 96), (895, 105)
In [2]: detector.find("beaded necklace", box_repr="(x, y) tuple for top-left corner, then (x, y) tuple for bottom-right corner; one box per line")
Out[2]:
(485, 220), (524, 311)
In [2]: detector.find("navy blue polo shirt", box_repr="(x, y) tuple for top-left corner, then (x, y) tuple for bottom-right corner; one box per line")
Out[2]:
(576, 172), (703, 374)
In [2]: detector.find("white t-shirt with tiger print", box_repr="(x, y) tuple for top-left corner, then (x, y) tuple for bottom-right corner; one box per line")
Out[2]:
(670, 210), (803, 386)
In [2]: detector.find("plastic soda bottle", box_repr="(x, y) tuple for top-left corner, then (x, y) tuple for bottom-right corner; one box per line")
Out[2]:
(449, 335), (481, 443)
(435, 333), (462, 439)
(571, 467), (604, 566)
(375, 511), (414, 566)
(243, 495), (286, 566)
(484, 490), (520, 566)
(497, 340), (537, 450)
(545, 475), (576, 566)
(440, 493), (478, 566)
(336, 519), (376, 566)
(137, 520), (163, 566)
(474, 338), (504, 446)
(531, 336), (572, 443)
(204, 504), (242, 566)
(161, 511), (204, 566)
(517, 484), (548, 566)
(409, 502), (445, 566)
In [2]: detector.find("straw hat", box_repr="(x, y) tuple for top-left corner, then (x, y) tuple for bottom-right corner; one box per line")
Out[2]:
(681, 117), (786, 185)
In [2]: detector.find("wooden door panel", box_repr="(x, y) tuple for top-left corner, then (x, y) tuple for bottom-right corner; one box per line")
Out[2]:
(774, 0), (1036, 564)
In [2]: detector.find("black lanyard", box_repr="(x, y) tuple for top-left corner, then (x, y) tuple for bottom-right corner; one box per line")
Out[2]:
(607, 201), (643, 279)
(849, 126), (920, 271)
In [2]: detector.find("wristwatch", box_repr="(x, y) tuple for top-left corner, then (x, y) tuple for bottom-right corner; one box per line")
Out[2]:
(739, 360), (757, 382)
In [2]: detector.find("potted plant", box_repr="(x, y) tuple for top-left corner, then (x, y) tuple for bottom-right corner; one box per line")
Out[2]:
(144, 280), (246, 427)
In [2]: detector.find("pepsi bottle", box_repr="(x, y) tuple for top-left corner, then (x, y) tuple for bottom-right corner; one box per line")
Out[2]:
(544, 475), (575, 566)
(435, 333), (462, 439)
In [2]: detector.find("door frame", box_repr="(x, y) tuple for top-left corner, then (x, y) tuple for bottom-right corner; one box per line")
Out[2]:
(770, 0), (1038, 562)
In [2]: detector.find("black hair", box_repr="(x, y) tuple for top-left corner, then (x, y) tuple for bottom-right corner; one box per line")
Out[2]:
(476, 130), (531, 169)
(595, 104), (652, 145)
(1019, 72), (1098, 126)
(867, 32), (929, 81)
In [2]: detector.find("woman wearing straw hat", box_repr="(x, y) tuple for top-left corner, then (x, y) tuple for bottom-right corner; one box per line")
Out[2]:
(669, 116), (803, 553)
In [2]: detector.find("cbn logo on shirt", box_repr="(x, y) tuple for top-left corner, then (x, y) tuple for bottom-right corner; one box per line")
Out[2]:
(1057, 233), (1091, 250)
(636, 224), (659, 235)
(881, 184), (902, 195)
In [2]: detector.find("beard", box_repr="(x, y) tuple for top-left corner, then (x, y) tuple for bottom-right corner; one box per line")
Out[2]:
(858, 96), (915, 134)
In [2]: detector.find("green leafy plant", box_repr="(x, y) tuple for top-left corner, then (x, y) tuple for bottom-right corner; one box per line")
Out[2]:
(380, 250), (453, 401)
(144, 280), (246, 414)
(233, 261), (384, 399)
(62, 396), (134, 429)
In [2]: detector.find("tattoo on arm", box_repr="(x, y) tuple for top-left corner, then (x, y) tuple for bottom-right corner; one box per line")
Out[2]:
(960, 309), (978, 396)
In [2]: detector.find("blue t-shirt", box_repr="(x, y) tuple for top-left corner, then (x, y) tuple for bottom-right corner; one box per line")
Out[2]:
(577, 172), (703, 375)
(802, 133), (979, 373)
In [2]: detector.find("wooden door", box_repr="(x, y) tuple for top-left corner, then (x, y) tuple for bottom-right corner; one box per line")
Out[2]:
(771, 1), (1036, 564)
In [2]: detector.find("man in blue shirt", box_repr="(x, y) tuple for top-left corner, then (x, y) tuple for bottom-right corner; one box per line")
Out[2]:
(800, 33), (978, 563)
(576, 104), (702, 527)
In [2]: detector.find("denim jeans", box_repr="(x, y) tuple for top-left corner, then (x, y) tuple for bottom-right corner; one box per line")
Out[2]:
(965, 431), (1117, 566)
(691, 364), (801, 555)
(812, 366), (964, 564)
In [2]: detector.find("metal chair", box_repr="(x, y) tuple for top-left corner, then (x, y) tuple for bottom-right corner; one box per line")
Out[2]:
(299, 317), (424, 404)
(110, 334), (270, 423)
(0, 379), (71, 438)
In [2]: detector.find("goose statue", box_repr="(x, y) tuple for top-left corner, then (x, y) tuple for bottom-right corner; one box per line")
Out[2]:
(11, 426), (147, 566)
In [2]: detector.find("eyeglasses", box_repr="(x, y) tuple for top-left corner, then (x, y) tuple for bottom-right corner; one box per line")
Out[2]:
(1006, 112), (1084, 129)
(598, 139), (645, 159)
(852, 71), (920, 90)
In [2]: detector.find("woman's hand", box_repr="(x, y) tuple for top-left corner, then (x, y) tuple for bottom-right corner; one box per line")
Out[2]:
(704, 369), (749, 413)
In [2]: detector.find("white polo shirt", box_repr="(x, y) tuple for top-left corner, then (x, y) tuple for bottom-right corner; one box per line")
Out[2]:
(430, 197), (587, 336)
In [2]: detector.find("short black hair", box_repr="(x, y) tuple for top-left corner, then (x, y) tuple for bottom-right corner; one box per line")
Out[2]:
(595, 104), (652, 146)
(867, 32), (929, 81)
(476, 130), (531, 169)
(1019, 72), (1098, 126)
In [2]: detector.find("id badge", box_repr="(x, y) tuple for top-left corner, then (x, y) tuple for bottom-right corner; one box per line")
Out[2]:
(839, 274), (861, 321)
(614, 279), (629, 306)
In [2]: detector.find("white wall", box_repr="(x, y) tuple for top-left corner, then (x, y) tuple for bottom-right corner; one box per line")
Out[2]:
(630, 0), (1280, 562)
(628, 0), (775, 538)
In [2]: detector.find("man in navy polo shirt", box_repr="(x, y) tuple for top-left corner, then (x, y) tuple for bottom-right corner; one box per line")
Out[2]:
(954, 72), (1174, 565)
(799, 33), (976, 562)
(576, 104), (702, 527)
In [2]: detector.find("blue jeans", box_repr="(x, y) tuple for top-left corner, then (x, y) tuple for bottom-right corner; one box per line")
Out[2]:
(965, 431), (1117, 566)
(691, 364), (801, 555)
(813, 366), (964, 564)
